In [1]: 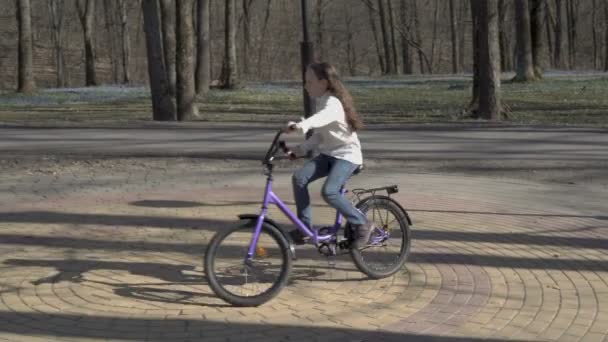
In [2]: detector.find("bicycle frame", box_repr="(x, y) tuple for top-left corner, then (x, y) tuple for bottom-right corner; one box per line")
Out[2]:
(246, 173), (345, 260)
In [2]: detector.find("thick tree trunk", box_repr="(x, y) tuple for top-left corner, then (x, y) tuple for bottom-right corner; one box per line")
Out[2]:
(566, 0), (577, 69)
(449, 0), (459, 74)
(478, 0), (501, 120)
(160, 0), (177, 95)
(76, 0), (98, 86)
(118, 0), (131, 84)
(16, 0), (35, 92)
(142, 0), (176, 121)
(195, 0), (210, 95)
(498, 0), (510, 71)
(513, 0), (537, 82)
(545, 0), (554, 67)
(221, 0), (238, 88)
(239, 0), (253, 76)
(530, 0), (546, 77)
(176, 0), (196, 121)
(49, 0), (66, 88)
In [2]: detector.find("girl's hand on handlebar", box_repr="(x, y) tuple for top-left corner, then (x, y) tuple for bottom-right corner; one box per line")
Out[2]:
(282, 121), (297, 134)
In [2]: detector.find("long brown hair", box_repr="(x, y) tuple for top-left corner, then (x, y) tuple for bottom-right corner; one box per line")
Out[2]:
(307, 62), (363, 131)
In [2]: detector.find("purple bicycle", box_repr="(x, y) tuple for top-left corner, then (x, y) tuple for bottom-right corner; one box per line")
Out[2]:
(204, 130), (412, 306)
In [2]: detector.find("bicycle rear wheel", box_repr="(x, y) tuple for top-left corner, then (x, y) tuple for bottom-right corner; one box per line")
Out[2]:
(350, 196), (411, 279)
(204, 222), (292, 306)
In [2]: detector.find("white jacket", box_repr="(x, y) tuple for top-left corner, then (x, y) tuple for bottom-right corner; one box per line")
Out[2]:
(292, 94), (363, 165)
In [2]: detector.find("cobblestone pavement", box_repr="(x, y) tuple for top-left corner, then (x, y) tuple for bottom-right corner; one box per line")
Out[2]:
(0, 158), (606, 342)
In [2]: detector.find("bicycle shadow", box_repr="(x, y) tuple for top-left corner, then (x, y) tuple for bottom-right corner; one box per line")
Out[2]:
(3, 257), (369, 306)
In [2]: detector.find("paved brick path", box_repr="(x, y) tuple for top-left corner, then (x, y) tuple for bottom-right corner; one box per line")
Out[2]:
(0, 160), (606, 341)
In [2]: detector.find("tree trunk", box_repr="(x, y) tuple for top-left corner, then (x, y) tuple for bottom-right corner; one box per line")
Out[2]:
(387, 0), (399, 73)
(196, 0), (210, 95)
(76, 0), (98, 86)
(412, 0), (424, 73)
(48, 0), (66, 88)
(477, 0), (501, 120)
(469, 0), (480, 110)
(545, 0), (554, 67)
(605, 0), (608, 71)
(449, 0), (459, 73)
(240, 0), (253, 76)
(221, 0), (238, 88)
(16, 0), (35, 92)
(176, 0), (196, 121)
(315, 0), (326, 61)
(160, 0), (177, 95)
(554, 0), (563, 67)
(513, 0), (536, 82)
(118, 0), (131, 84)
(458, 0), (467, 72)
(430, 0), (439, 73)
(498, 0), (510, 71)
(364, 0), (385, 74)
(530, 0), (546, 77)
(257, 0), (273, 78)
(377, 0), (394, 74)
(103, 0), (119, 83)
(399, 0), (412, 74)
(566, 0), (577, 69)
(142, 0), (176, 121)
(344, 3), (356, 75)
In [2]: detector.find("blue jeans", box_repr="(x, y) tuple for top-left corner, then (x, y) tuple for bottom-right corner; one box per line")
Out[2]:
(292, 154), (367, 229)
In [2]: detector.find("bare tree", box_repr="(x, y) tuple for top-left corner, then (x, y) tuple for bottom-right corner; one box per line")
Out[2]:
(430, 0), (439, 73)
(566, 0), (578, 68)
(513, 0), (536, 82)
(344, 3), (356, 75)
(257, 0), (273, 77)
(76, 0), (98, 86)
(387, 0), (399, 73)
(142, 0), (176, 121)
(118, 0), (131, 83)
(605, 0), (608, 71)
(103, 0), (119, 83)
(238, 0), (254, 76)
(449, 0), (459, 73)
(16, 0), (35, 92)
(554, 0), (563, 67)
(315, 0), (327, 61)
(412, 0), (425, 73)
(477, 0), (501, 120)
(176, 0), (196, 120)
(196, 0), (210, 95)
(361, 0), (385, 74)
(160, 0), (177, 95)
(399, 0), (412, 74)
(469, 0), (481, 109)
(48, 0), (67, 87)
(530, 0), (546, 77)
(378, 0), (394, 74)
(221, 0), (238, 88)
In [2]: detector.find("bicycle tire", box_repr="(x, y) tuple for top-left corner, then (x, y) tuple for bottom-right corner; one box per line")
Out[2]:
(204, 222), (292, 306)
(350, 196), (411, 279)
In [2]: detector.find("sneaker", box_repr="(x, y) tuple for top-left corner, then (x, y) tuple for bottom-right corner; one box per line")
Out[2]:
(352, 221), (374, 249)
(288, 229), (308, 245)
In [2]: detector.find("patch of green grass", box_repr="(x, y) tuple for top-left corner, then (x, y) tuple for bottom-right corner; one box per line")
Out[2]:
(1, 75), (607, 126)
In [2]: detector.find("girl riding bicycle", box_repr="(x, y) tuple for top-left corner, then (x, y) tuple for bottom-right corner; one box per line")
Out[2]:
(283, 62), (372, 249)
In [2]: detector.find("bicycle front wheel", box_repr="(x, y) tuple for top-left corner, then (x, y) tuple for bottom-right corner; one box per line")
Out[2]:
(204, 222), (292, 306)
(350, 196), (411, 279)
